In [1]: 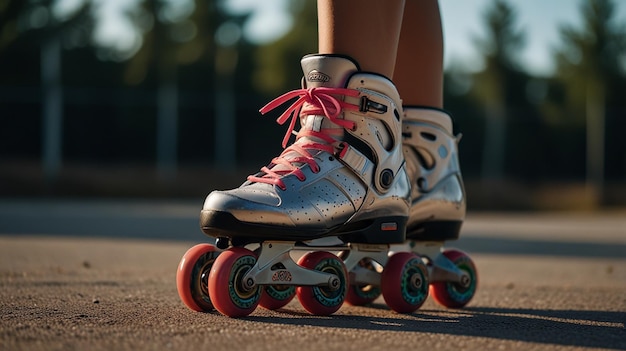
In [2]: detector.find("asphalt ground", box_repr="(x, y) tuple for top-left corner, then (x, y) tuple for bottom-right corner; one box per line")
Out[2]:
(0, 199), (625, 351)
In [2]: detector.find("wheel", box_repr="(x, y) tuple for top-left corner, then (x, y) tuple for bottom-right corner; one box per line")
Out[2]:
(176, 243), (220, 312)
(381, 252), (429, 313)
(296, 251), (347, 315)
(208, 247), (261, 317)
(429, 249), (478, 308)
(345, 258), (381, 306)
(346, 284), (381, 306)
(259, 285), (296, 310)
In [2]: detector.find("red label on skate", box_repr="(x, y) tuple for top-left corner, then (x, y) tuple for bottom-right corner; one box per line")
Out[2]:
(272, 270), (293, 282)
(381, 222), (398, 231)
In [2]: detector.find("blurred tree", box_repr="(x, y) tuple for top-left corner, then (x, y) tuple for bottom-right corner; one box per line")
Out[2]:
(252, 0), (317, 96)
(470, 0), (526, 183)
(223, 0), (318, 167)
(62, 0), (251, 178)
(0, 0), (93, 183)
(123, 0), (217, 85)
(123, 0), (211, 181)
(552, 0), (626, 197)
(442, 66), (484, 179)
(0, 1), (25, 53)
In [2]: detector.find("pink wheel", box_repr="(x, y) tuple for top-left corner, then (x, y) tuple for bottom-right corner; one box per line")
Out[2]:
(208, 247), (261, 317)
(296, 251), (347, 315)
(345, 284), (381, 306)
(259, 285), (296, 310)
(176, 243), (220, 312)
(430, 249), (478, 308)
(381, 252), (429, 313)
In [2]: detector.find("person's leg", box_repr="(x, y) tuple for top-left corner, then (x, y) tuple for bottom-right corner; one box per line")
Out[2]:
(392, 1), (476, 308)
(317, 0), (405, 78)
(393, 0), (444, 108)
(396, 0), (468, 269)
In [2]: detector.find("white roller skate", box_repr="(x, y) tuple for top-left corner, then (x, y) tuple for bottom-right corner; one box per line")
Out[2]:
(177, 54), (430, 317)
(343, 108), (478, 309)
(399, 107), (478, 308)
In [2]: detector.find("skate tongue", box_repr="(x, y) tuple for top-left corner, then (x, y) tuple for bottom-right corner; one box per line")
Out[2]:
(261, 55), (361, 175)
(298, 55), (360, 145)
(272, 116), (338, 173)
(300, 54), (359, 88)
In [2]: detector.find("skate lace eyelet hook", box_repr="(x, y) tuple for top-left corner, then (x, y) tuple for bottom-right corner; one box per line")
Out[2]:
(310, 163), (320, 173)
(348, 121), (357, 132)
(295, 172), (306, 181)
(337, 141), (350, 159)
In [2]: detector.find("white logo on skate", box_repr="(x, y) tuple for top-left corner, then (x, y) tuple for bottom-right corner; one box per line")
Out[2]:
(308, 70), (330, 83)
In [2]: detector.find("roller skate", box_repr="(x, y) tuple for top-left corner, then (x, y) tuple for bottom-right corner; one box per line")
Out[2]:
(341, 108), (478, 309)
(342, 107), (477, 309)
(177, 54), (431, 317)
(400, 107), (478, 308)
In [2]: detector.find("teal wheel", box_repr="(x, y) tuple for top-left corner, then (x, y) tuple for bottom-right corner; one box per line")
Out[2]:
(296, 251), (347, 315)
(381, 252), (429, 313)
(259, 285), (296, 310)
(208, 247), (261, 317)
(429, 249), (477, 308)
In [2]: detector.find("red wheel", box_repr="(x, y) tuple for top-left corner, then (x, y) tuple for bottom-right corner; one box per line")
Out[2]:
(208, 247), (261, 317)
(381, 252), (429, 313)
(430, 249), (478, 308)
(296, 251), (347, 315)
(176, 244), (220, 312)
(345, 284), (381, 306)
(345, 258), (381, 306)
(259, 285), (296, 310)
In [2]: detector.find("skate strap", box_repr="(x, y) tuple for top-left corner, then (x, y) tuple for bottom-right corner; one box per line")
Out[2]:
(249, 87), (361, 190)
(337, 142), (374, 185)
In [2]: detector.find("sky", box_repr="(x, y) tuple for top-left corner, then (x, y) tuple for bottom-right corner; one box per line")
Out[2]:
(226, 0), (626, 77)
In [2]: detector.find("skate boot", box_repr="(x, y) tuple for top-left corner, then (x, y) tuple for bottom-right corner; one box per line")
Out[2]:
(177, 54), (430, 317)
(399, 107), (478, 308)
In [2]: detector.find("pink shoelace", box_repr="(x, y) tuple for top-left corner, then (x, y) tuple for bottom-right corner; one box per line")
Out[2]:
(248, 87), (361, 190)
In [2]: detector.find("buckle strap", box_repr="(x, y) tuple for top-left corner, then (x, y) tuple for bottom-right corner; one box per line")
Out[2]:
(337, 142), (374, 185)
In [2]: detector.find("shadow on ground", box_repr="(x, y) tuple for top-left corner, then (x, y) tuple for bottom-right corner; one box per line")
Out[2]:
(245, 306), (626, 350)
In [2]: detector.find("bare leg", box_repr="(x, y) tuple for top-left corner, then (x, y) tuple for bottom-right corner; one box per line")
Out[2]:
(393, 0), (444, 108)
(317, 0), (405, 78)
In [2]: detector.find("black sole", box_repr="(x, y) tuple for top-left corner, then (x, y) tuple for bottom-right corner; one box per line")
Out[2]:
(406, 220), (462, 241)
(200, 210), (407, 245)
